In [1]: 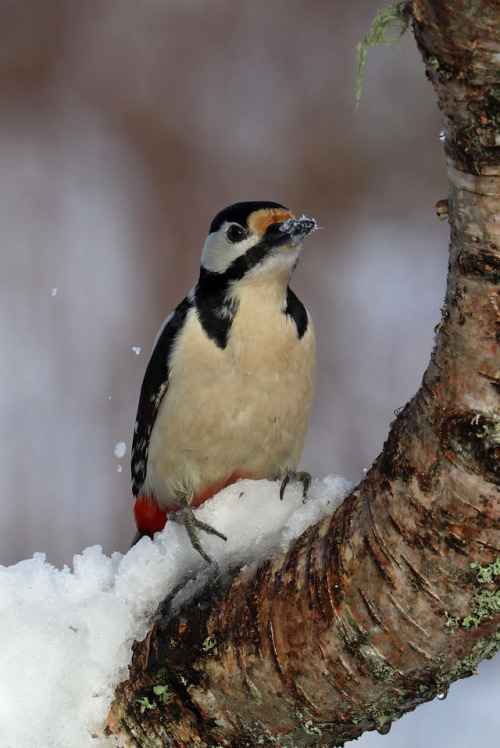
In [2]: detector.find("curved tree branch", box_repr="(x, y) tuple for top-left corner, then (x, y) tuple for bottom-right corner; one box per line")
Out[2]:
(108, 0), (500, 745)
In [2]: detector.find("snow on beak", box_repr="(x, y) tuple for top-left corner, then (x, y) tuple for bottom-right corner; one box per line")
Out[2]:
(278, 215), (319, 242)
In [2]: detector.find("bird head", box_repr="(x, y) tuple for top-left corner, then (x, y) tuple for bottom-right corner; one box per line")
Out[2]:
(200, 201), (318, 281)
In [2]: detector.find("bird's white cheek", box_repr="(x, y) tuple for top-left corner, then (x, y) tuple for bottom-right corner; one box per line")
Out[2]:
(201, 234), (254, 274)
(200, 237), (227, 274)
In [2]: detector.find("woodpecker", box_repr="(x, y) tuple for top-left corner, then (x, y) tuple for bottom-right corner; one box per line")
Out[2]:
(131, 201), (317, 562)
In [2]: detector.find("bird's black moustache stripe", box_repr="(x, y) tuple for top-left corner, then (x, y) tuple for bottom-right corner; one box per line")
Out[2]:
(200, 225), (290, 292)
(222, 240), (277, 284)
(195, 238), (308, 348)
(195, 239), (279, 348)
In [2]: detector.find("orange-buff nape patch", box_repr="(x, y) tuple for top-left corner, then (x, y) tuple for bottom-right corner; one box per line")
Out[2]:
(248, 208), (293, 238)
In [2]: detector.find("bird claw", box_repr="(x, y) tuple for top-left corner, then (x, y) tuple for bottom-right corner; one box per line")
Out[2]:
(279, 471), (311, 502)
(169, 500), (227, 564)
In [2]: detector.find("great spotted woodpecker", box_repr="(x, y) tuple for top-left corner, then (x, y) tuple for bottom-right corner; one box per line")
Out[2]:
(131, 201), (317, 562)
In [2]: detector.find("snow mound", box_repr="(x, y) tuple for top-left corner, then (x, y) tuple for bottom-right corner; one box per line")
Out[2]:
(0, 475), (351, 748)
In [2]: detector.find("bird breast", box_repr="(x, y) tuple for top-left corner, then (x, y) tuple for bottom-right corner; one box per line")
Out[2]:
(144, 280), (316, 509)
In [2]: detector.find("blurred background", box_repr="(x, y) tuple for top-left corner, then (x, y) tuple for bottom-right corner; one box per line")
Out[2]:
(1, 2), (497, 745)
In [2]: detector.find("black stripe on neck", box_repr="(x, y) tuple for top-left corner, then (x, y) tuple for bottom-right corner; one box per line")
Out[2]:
(284, 287), (309, 339)
(195, 243), (307, 347)
(195, 242), (276, 348)
(194, 269), (238, 349)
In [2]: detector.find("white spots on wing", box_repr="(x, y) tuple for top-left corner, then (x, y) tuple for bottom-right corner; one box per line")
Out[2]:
(133, 460), (145, 475)
(152, 385), (167, 409)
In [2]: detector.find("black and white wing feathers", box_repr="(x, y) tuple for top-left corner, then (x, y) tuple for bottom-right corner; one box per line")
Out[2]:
(131, 296), (192, 497)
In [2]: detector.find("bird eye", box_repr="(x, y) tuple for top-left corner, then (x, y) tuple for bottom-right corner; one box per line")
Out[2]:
(226, 224), (246, 243)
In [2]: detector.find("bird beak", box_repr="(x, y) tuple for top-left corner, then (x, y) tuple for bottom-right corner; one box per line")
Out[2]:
(276, 215), (319, 245)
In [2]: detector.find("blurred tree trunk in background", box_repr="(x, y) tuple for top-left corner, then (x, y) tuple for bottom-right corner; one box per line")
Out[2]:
(107, 0), (500, 744)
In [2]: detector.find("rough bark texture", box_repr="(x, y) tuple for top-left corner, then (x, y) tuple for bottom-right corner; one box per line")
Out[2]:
(108, 0), (500, 745)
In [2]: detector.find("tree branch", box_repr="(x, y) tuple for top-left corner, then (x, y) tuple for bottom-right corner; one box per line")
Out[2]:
(108, 0), (500, 745)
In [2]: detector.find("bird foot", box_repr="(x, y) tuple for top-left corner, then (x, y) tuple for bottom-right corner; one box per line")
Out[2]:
(169, 499), (227, 564)
(280, 471), (311, 503)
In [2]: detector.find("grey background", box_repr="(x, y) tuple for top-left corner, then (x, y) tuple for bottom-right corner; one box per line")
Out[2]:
(1, 2), (497, 745)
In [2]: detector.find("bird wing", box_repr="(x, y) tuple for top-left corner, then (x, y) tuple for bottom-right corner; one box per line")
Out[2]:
(131, 295), (192, 497)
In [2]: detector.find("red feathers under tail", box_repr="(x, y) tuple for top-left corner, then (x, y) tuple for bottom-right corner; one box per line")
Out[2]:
(133, 471), (255, 543)
(133, 495), (168, 541)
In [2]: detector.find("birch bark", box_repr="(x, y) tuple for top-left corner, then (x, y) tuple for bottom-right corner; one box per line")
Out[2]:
(108, 1), (500, 745)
